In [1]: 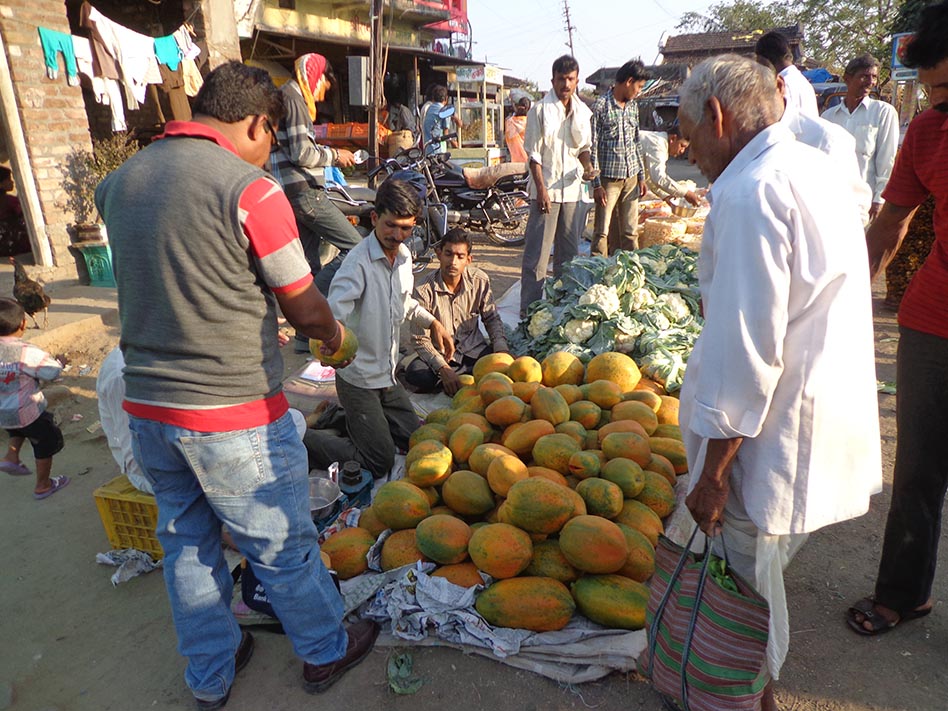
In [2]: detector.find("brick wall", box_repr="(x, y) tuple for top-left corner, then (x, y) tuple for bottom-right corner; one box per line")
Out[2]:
(0, 0), (92, 276)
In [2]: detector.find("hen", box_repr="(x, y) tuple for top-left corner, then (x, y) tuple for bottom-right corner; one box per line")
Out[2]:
(10, 257), (51, 328)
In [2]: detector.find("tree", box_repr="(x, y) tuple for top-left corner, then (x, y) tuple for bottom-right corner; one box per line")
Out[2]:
(677, 0), (793, 33)
(674, 0), (902, 77)
(797, 0), (900, 74)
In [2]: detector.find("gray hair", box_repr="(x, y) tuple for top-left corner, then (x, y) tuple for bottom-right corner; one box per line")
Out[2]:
(678, 54), (781, 135)
(843, 53), (880, 78)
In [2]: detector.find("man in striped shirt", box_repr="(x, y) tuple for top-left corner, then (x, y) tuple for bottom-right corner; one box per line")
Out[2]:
(590, 59), (649, 256)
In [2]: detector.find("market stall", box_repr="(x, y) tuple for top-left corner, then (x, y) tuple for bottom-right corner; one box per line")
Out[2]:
(435, 63), (505, 168)
(228, 235), (708, 681)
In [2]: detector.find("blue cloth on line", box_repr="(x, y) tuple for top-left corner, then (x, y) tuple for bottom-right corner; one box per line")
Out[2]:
(154, 35), (182, 71)
(37, 27), (79, 86)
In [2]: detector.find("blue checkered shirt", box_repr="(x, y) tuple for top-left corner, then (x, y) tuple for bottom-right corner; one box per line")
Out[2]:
(590, 90), (644, 187)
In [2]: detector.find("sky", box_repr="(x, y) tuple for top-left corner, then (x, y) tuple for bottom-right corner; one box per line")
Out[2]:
(465, 0), (716, 87)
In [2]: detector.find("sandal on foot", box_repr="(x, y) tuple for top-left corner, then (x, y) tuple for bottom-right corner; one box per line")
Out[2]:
(847, 596), (932, 636)
(0, 461), (31, 476)
(34, 475), (70, 500)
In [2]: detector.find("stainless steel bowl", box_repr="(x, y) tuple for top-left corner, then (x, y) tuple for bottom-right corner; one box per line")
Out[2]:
(308, 475), (342, 517)
(670, 198), (698, 218)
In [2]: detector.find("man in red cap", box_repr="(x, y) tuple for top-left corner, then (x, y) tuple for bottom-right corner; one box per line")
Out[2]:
(269, 53), (364, 352)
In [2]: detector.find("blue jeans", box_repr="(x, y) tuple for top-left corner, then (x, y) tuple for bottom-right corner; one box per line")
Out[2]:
(129, 412), (348, 702)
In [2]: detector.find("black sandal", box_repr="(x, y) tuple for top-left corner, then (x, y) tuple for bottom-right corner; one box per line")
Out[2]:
(847, 596), (932, 636)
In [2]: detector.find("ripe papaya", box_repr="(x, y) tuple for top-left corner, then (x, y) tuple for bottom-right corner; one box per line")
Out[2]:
(320, 527), (375, 580)
(415, 514), (472, 564)
(380, 529), (429, 571)
(558, 515), (629, 574)
(569, 400), (602, 429)
(484, 395), (527, 427)
(524, 539), (580, 583)
(648, 436), (688, 474)
(601, 431), (651, 466)
(584, 352), (641, 393)
(475, 577), (576, 632)
(472, 352), (515, 382)
(309, 326), (359, 366)
(373, 480), (431, 530)
(467, 523), (533, 579)
(486, 454), (529, 497)
(531, 387), (571, 425)
(571, 574), (649, 630)
(575, 477), (624, 519)
(600, 457), (646, 498)
(468, 443), (516, 476)
(502, 419), (555, 456)
(432, 561), (484, 588)
(611, 400), (659, 435)
(505, 477), (575, 534)
(540, 351), (585, 387)
(507, 355), (543, 383)
(532, 433), (582, 475)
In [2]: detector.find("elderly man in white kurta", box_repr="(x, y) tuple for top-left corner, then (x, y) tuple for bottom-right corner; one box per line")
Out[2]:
(677, 54), (881, 711)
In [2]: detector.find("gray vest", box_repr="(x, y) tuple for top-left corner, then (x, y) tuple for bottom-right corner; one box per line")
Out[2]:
(96, 136), (285, 411)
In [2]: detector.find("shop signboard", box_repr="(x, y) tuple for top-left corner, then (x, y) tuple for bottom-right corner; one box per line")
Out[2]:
(891, 33), (918, 82)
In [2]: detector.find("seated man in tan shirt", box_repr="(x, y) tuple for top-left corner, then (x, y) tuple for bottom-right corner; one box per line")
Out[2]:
(406, 229), (508, 395)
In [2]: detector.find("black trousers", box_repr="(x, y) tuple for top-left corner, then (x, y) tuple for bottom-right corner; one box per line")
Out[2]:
(874, 326), (948, 612)
(402, 345), (492, 393)
(302, 375), (419, 479)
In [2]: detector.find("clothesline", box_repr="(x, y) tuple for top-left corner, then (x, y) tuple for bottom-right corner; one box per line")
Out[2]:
(35, 2), (205, 131)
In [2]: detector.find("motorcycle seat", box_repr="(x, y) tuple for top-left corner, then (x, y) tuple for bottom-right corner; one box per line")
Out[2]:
(462, 162), (528, 189)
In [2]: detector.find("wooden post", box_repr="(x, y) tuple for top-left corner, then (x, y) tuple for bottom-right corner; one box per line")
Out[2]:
(368, 0), (383, 172)
(0, 29), (53, 266)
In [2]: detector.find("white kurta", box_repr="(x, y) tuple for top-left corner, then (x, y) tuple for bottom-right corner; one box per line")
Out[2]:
(821, 97), (900, 204)
(781, 107), (873, 223)
(779, 65), (819, 118)
(679, 123), (882, 536)
(524, 90), (592, 203)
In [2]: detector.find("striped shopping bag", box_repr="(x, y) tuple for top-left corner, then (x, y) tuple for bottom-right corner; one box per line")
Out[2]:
(640, 529), (770, 711)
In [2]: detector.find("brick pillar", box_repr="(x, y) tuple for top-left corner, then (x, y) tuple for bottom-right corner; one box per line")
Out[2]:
(0, 0), (93, 275)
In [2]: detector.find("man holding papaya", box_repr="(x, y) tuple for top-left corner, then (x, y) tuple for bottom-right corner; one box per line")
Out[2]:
(676, 55), (881, 710)
(96, 62), (378, 708)
(304, 178), (454, 479)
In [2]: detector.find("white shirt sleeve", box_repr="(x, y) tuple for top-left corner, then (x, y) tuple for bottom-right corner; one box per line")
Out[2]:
(871, 103), (900, 204)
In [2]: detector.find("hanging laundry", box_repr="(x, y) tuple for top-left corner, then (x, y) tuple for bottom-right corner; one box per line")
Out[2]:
(173, 24), (201, 62)
(37, 27), (80, 86)
(181, 59), (204, 97)
(154, 35), (181, 71)
(157, 64), (191, 121)
(78, 2), (120, 80)
(81, 3), (162, 106)
(74, 36), (128, 132)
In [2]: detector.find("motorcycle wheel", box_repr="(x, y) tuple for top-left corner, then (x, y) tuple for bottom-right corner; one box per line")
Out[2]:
(485, 222), (525, 247)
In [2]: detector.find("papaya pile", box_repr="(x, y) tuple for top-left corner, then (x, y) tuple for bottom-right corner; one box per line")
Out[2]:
(319, 350), (686, 634)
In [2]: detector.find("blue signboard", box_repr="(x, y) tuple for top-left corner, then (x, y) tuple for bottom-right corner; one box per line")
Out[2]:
(891, 32), (918, 81)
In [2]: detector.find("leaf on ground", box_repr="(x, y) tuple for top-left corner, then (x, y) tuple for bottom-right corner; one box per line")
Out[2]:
(387, 652), (423, 695)
(876, 380), (897, 395)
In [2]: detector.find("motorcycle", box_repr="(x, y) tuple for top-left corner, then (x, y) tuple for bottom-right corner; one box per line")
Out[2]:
(427, 152), (529, 247)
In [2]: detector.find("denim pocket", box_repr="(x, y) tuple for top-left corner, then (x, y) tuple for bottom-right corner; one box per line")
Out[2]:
(180, 428), (270, 496)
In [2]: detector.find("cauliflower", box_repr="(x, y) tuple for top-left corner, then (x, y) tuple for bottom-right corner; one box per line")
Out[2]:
(528, 309), (555, 340)
(628, 287), (656, 312)
(656, 293), (691, 322)
(578, 284), (621, 316)
(564, 318), (597, 344)
(614, 332), (637, 354)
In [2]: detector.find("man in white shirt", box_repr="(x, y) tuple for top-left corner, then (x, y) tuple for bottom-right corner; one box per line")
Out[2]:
(639, 123), (700, 205)
(757, 57), (874, 223)
(520, 54), (596, 315)
(755, 31), (818, 118)
(304, 179), (454, 479)
(821, 53), (900, 220)
(677, 54), (881, 711)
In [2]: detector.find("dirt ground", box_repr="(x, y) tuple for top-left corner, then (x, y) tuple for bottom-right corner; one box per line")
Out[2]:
(1, 230), (945, 711)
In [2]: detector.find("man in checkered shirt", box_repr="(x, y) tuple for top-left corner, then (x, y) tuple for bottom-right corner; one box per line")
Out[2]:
(590, 59), (650, 256)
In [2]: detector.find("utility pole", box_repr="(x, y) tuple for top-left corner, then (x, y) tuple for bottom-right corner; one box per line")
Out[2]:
(562, 0), (575, 56)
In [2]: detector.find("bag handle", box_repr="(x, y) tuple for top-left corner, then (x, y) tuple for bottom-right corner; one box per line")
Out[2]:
(679, 533), (717, 711)
(646, 526), (701, 681)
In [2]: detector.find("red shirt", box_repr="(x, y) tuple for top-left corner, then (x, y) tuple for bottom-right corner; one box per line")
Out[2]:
(883, 109), (948, 339)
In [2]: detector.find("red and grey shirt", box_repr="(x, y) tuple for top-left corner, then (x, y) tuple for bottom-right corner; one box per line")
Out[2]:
(96, 121), (313, 432)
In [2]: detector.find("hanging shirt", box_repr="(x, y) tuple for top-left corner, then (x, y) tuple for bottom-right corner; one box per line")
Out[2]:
(679, 123), (882, 535)
(82, 4), (162, 105)
(821, 97), (900, 204)
(37, 27), (79, 86)
(329, 235), (435, 389)
(524, 89), (592, 203)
